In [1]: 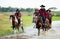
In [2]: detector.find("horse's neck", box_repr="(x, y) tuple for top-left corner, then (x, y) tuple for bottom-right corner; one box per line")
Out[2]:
(10, 17), (18, 23)
(15, 17), (18, 23)
(10, 17), (12, 23)
(37, 20), (40, 23)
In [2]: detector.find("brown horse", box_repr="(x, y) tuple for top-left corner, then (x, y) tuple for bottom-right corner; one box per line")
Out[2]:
(45, 18), (51, 30)
(35, 15), (51, 36)
(10, 15), (24, 33)
(46, 13), (52, 29)
(35, 16), (43, 36)
(49, 13), (52, 25)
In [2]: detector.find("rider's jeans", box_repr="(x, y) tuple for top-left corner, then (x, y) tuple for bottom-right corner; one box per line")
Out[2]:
(41, 16), (46, 24)
(18, 19), (20, 24)
(16, 17), (21, 24)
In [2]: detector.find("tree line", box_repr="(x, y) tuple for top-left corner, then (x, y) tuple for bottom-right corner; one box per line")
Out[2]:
(0, 6), (34, 12)
(0, 6), (57, 12)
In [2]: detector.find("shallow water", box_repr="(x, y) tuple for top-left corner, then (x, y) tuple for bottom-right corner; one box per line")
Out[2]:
(21, 21), (60, 39)
(0, 21), (60, 39)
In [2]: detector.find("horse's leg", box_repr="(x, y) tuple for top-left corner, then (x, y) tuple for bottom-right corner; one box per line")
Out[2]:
(18, 27), (19, 32)
(12, 26), (14, 30)
(21, 26), (24, 32)
(42, 25), (45, 31)
(44, 24), (46, 31)
(45, 26), (47, 31)
(42, 25), (46, 31)
(12, 26), (15, 33)
(33, 23), (36, 28)
(38, 28), (40, 36)
(17, 26), (19, 32)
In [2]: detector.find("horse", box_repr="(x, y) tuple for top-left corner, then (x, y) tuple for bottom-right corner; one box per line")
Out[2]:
(10, 15), (24, 33)
(49, 13), (52, 25)
(46, 13), (52, 30)
(35, 15), (51, 36)
(35, 16), (43, 36)
(45, 18), (51, 30)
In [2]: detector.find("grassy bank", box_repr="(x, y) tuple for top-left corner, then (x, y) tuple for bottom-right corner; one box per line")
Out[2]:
(0, 12), (60, 36)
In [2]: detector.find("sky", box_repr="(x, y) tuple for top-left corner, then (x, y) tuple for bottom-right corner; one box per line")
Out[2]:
(0, 0), (60, 11)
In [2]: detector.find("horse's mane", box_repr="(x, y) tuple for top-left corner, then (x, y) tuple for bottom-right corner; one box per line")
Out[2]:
(10, 15), (15, 19)
(36, 16), (42, 25)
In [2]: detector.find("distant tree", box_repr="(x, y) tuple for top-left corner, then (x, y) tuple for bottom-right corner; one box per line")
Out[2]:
(20, 8), (26, 12)
(49, 7), (57, 10)
(7, 6), (17, 12)
(26, 8), (33, 12)
(0, 6), (34, 12)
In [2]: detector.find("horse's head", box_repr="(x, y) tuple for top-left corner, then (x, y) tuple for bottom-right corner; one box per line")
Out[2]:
(10, 15), (15, 22)
(36, 16), (41, 21)
(35, 16), (38, 19)
(10, 15), (15, 19)
(35, 16), (42, 23)
(10, 15), (18, 23)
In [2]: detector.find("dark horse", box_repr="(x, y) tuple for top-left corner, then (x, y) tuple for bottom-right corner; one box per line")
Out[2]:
(35, 16), (51, 36)
(10, 15), (24, 33)
(35, 16), (42, 36)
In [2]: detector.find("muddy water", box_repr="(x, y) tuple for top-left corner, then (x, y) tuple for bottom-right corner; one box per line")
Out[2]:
(0, 21), (60, 39)
(21, 21), (60, 39)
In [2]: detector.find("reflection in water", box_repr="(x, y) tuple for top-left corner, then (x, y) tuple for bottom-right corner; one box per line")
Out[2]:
(23, 21), (60, 39)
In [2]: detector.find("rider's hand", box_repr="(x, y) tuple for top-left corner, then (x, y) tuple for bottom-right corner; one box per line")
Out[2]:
(18, 17), (20, 19)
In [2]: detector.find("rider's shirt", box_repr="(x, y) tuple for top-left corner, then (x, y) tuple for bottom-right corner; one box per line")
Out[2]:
(46, 11), (50, 18)
(38, 9), (46, 17)
(14, 12), (21, 19)
(34, 12), (38, 16)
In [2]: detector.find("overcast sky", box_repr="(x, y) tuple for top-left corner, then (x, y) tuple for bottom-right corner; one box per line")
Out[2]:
(0, 0), (60, 11)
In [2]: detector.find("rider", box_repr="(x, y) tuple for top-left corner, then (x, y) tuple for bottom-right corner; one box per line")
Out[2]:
(46, 9), (52, 24)
(34, 9), (38, 16)
(14, 9), (22, 26)
(38, 5), (46, 24)
(46, 9), (51, 19)
(33, 9), (38, 23)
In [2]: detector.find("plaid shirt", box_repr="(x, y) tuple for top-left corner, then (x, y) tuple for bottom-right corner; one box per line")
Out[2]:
(14, 12), (21, 18)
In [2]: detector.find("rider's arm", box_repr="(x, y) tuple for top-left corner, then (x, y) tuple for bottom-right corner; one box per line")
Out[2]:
(45, 12), (47, 18)
(38, 10), (41, 16)
(18, 13), (21, 19)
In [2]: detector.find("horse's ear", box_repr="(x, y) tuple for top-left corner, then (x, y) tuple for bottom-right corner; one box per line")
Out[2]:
(10, 15), (11, 19)
(10, 15), (11, 17)
(10, 15), (12, 17)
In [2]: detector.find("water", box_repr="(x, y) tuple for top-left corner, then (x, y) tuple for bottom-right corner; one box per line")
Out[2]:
(21, 21), (60, 39)
(0, 21), (60, 39)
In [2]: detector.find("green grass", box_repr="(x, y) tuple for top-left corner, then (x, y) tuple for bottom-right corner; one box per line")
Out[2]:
(0, 13), (33, 36)
(22, 15), (33, 26)
(52, 16), (60, 21)
(0, 12), (60, 36)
